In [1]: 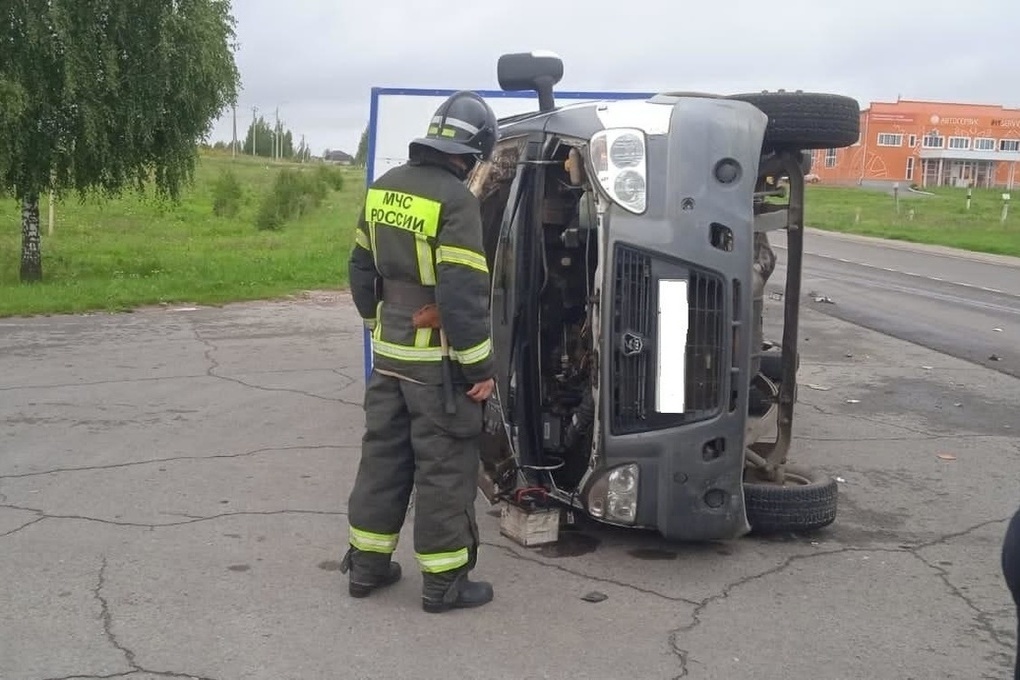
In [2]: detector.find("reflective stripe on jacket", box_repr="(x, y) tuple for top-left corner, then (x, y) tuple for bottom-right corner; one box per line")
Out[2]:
(348, 159), (494, 385)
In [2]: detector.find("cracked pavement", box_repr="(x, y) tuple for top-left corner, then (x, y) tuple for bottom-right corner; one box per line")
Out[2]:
(1, 290), (1018, 680)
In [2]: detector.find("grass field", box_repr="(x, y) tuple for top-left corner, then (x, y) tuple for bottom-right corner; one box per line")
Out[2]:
(1, 152), (1017, 318)
(0, 151), (364, 317)
(803, 183), (1019, 256)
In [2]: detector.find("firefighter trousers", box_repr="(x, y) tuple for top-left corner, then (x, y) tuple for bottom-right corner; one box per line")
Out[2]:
(347, 369), (484, 575)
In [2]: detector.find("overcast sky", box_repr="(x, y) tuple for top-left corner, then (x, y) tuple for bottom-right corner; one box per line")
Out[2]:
(206, 0), (1019, 156)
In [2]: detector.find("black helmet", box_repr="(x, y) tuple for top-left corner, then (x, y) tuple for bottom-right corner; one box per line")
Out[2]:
(409, 90), (498, 162)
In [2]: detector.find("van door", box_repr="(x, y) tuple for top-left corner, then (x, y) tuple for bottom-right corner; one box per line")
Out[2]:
(475, 137), (540, 502)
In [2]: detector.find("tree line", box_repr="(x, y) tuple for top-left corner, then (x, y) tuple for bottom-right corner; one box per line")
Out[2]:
(209, 115), (314, 162)
(208, 121), (369, 166)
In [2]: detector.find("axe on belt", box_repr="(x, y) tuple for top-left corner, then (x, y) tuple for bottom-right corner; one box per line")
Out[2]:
(412, 303), (456, 415)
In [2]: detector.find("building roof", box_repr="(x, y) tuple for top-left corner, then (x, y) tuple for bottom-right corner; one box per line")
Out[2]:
(862, 99), (1020, 118)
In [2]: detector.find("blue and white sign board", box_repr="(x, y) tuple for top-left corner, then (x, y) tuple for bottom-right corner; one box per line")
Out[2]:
(361, 87), (654, 382)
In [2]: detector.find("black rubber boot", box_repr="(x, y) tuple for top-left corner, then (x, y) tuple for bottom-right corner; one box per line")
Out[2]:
(421, 568), (494, 614)
(339, 547), (402, 598)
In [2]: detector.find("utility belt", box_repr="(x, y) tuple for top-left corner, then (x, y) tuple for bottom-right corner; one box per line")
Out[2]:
(380, 279), (442, 331)
(377, 279), (462, 411)
(380, 279), (436, 309)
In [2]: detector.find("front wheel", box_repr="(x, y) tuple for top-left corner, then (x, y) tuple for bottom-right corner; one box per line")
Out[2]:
(743, 465), (838, 534)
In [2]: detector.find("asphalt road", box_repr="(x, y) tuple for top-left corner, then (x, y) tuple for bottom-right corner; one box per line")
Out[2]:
(769, 228), (1020, 378)
(1, 275), (1019, 678)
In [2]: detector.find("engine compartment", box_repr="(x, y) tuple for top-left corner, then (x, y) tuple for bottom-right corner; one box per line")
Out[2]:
(531, 142), (599, 492)
(470, 134), (788, 501)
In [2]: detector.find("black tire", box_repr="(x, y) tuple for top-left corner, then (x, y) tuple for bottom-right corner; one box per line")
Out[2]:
(743, 465), (837, 534)
(728, 91), (860, 151)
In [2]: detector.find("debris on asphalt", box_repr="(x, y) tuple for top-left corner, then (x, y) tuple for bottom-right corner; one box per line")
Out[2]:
(846, 399), (861, 404)
(922, 365), (933, 370)
(805, 383), (831, 391)
(836, 477), (847, 484)
(937, 454), (957, 461)
(989, 354), (1001, 361)
(807, 290), (835, 304)
(993, 328), (1003, 332)
(581, 591), (608, 603)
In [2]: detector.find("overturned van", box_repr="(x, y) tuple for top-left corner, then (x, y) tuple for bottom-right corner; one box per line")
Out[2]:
(470, 51), (860, 542)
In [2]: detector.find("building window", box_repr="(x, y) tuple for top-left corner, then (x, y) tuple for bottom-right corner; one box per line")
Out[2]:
(877, 133), (903, 147)
(1001, 139), (1020, 152)
(906, 156), (915, 181)
(824, 148), (837, 168)
(923, 132), (944, 149)
(948, 136), (970, 150)
(909, 135), (917, 147)
(974, 138), (996, 151)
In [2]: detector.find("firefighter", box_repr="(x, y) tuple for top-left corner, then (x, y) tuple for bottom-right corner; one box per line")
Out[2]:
(340, 90), (499, 614)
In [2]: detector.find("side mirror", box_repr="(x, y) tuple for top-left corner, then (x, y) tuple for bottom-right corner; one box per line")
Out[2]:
(497, 51), (564, 112)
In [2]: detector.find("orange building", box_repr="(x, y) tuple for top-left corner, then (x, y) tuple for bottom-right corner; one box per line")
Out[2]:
(812, 98), (1020, 189)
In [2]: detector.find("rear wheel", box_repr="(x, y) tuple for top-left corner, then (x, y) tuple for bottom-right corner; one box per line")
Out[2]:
(743, 465), (838, 534)
(728, 91), (860, 151)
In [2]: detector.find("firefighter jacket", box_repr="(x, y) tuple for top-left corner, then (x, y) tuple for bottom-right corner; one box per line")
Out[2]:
(349, 157), (494, 386)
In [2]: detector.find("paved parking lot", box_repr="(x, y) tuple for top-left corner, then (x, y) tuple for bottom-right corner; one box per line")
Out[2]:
(1, 292), (1017, 679)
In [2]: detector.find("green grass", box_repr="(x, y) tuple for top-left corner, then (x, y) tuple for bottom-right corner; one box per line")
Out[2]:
(804, 184), (1020, 256)
(0, 151), (365, 317)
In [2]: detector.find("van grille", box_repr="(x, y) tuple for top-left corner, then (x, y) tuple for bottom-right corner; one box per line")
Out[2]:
(610, 244), (726, 434)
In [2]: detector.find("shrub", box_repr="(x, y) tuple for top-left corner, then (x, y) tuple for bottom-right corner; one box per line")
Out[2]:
(255, 171), (297, 231)
(254, 193), (284, 230)
(211, 169), (243, 217)
(315, 164), (345, 192)
(254, 167), (339, 231)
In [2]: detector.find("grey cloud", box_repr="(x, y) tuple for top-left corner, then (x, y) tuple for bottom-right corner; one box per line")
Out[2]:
(207, 0), (1020, 155)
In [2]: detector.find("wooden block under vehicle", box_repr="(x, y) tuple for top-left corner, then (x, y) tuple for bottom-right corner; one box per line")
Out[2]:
(499, 501), (561, 547)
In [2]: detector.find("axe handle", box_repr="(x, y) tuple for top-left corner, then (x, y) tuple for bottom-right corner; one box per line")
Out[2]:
(438, 328), (456, 415)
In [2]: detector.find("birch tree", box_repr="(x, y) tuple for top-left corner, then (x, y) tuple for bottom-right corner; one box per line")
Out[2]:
(0, 0), (241, 282)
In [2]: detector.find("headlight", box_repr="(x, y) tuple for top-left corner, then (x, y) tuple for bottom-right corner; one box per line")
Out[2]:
(588, 128), (647, 214)
(586, 463), (640, 524)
